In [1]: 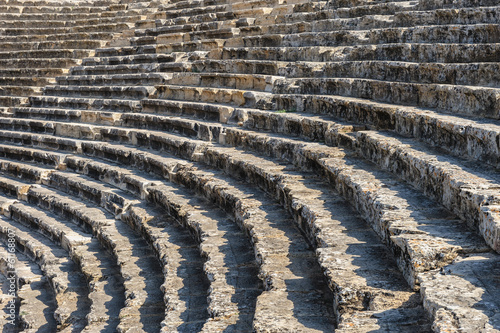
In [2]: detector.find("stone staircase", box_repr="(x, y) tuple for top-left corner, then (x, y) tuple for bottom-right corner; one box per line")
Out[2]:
(0, 0), (499, 331)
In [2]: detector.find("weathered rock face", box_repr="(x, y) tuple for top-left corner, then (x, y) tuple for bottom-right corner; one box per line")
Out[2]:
(0, 0), (499, 332)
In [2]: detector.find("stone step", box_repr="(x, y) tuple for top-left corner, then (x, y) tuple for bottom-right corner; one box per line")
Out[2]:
(0, 0), (125, 7)
(151, 3), (229, 21)
(25, 185), (165, 332)
(0, 77), (56, 87)
(0, 40), (105, 52)
(271, 93), (500, 167)
(352, 130), (500, 251)
(80, 131), (500, 331)
(0, 32), (115, 43)
(68, 142), (428, 330)
(395, 5), (500, 26)
(6, 200), (124, 331)
(0, 86), (41, 97)
(0, 129), (84, 155)
(278, 4), (500, 30)
(123, 205), (210, 332)
(326, 0), (413, 9)
(280, 1), (416, 22)
(0, 243), (58, 332)
(0, 213), (89, 329)
(266, 15), (395, 35)
(70, 63), (163, 76)
(0, 49), (91, 60)
(34, 120), (488, 292)
(0, 11), (109, 21)
(137, 10), (235, 29)
(0, 68), (65, 77)
(0, 156), (210, 329)
(53, 161), (261, 331)
(418, 0), (500, 10)
(77, 145), (336, 332)
(11, 107), (224, 140)
(163, 72), (280, 92)
(135, 19), (237, 38)
(280, 77), (500, 119)
(29, 95), (141, 112)
(142, 99), (236, 122)
(81, 53), (176, 66)
(239, 24), (500, 49)
(46, 157), (210, 332)
(160, 0), (229, 12)
(0, 5), (111, 14)
(0, 15), (145, 29)
(0, 131), (336, 329)
(0, 23), (133, 36)
(42, 85), (156, 100)
(93, 45), (160, 57)
(191, 59), (289, 76)
(155, 84), (274, 109)
(90, 141), (430, 330)
(56, 73), (172, 86)
(47, 171), (142, 216)
(130, 27), (239, 46)
(0, 130), (495, 329)
(220, 42), (500, 63)
(156, 38), (226, 53)
(0, 96), (28, 108)
(0, 58), (79, 69)
(0, 144), (67, 167)
(25, 154), (264, 331)
(282, 60), (500, 87)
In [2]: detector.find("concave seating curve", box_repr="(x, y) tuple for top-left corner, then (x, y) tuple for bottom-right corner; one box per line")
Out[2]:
(1, 0), (500, 331)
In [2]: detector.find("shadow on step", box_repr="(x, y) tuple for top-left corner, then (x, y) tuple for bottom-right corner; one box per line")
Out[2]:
(220, 222), (262, 332)
(160, 217), (210, 333)
(113, 223), (165, 333)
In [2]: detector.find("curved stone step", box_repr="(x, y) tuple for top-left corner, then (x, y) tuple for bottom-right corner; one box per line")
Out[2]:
(155, 84), (274, 109)
(0, 137), (336, 330)
(42, 85), (155, 100)
(0, 156), (213, 332)
(89, 152), (336, 331)
(0, 77), (56, 87)
(29, 95), (141, 112)
(56, 73), (171, 86)
(0, 92), (494, 328)
(0, 40), (105, 52)
(6, 200), (125, 332)
(281, 60), (500, 87)
(43, 159), (262, 331)
(0, 15), (145, 29)
(21, 139), (420, 326)
(280, 77), (500, 119)
(24, 185), (165, 332)
(0, 32), (115, 43)
(240, 23), (500, 48)
(81, 53), (176, 67)
(70, 63), (162, 76)
(1, 114), (498, 244)
(0, 215), (89, 330)
(0, 258), (19, 332)
(0, 58), (79, 69)
(1, 23), (132, 36)
(272, 93), (500, 167)
(71, 131), (500, 330)
(0, 243), (57, 332)
(220, 43), (500, 64)
(0, 49), (91, 60)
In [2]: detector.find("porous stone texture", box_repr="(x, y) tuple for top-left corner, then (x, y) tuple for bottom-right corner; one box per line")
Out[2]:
(0, 0), (499, 331)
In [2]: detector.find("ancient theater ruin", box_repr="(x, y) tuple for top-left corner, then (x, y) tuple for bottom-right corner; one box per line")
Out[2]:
(0, 0), (499, 331)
